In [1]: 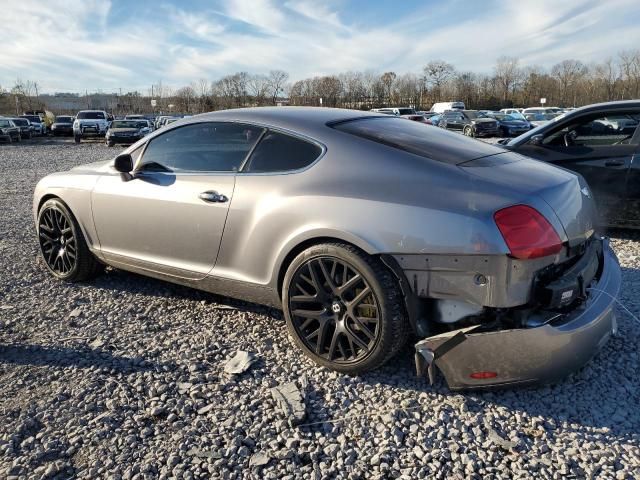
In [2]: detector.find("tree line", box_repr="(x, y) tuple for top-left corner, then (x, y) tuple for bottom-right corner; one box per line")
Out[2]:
(2, 50), (640, 115)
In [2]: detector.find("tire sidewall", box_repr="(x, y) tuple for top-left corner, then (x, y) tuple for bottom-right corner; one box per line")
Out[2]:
(282, 243), (399, 373)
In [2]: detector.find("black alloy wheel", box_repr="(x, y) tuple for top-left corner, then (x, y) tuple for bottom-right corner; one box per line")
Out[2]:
(283, 243), (409, 374)
(37, 199), (102, 281)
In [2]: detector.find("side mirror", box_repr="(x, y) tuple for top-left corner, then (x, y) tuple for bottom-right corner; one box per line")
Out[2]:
(529, 134), (544, 146)
(114, 153), (133, 173)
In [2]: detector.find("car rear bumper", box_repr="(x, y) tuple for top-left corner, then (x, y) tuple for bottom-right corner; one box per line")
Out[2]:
(415, 238), (621, 390)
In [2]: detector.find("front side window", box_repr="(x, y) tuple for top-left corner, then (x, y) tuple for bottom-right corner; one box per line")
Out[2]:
(243, 130), (322, 173)
(139, 122), (264, 172)
(542, 112), (640, 147)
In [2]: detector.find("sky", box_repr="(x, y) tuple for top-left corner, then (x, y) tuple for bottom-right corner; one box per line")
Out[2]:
(1, 0), (639, 94)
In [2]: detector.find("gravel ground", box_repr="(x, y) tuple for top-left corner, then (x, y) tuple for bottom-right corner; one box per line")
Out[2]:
(0, 139), (639, 479)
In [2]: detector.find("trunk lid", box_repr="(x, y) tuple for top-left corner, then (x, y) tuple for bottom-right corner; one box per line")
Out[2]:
(462, 152), (596, 246)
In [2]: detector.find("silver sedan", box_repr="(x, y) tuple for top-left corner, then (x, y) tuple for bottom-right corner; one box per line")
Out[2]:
(33, 107), (621, 389)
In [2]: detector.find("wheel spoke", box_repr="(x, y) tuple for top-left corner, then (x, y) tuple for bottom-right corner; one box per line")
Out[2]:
(337, 273), (362, 295)
(292, 308), (326, 320)
(345, 326), (368, 351)
(327, 329), (340, 361)
(347, 287), (371, 308)
(290, 294), (318, 304)
(350, 315), (376, 340)
(317, 259), (338, 294)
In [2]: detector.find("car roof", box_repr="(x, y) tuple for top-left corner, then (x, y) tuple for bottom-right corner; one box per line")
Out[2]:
(185, 107), (385, 139)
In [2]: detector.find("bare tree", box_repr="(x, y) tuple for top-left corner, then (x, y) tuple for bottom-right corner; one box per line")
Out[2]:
(380, 72), (396, 103)
(268, 70), (289, 105)
(551, 59), (587, 106)
(247, 74), (270, 106)
(494, 56), (521, 105)
(423, 60), (455, 102)
(175, 85), (196, 113)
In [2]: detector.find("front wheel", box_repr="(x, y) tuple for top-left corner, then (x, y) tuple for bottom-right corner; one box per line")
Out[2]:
(37, 198), (103, 282)
(282, 243), (409, 374)
(463, 125), (474, 137)
(74, 134), (81, 144)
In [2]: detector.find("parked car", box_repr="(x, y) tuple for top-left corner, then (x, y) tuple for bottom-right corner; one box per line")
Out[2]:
(425, 113), (441, 125)
(105, 120), (152, 146)
(51, 116), (75, 136)
(73, 110), (110, 143)
(522, 107), (555, 116)
(33, 107), (620, 390)
(370, 107), (416, 116)
(431, 102), (465, 113)
(438, 110), (499, 137)
(20, 115), (45, 135)
(24, 110), (55, 133)
(500, 108), (523, 115)
(0, 118), (21, 142)
(8, 117), (33, 139)
(524, 113), (559, 128)
(500, 100), (640, 228)
(124, 114), (147, 121)
(403, 114), (430, 123)
(489, 112), (532, 137)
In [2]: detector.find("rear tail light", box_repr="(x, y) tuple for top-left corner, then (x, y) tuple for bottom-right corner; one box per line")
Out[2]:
(494, 205), (563, 259)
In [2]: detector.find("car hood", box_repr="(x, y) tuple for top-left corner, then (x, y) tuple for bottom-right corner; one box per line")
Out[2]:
(70, 160), (113, 173)
(499, 120), (529, 125)
(461, 152), (596, 245)
(473, 118), (496, 123)
(109, 128), (140, 133)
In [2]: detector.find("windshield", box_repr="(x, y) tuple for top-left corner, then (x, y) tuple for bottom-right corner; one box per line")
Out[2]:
(397, 108), (416, 115)
(21, 115), (41, 123)
(56, 116), (73, 122)
(111, 120), (142, 128)
(504, 113), (526, 121)
(77, 111), (105, 119)
(331, 116), (504, 165)
(12, 119), (28, 126)
(464, 111), (480, 119)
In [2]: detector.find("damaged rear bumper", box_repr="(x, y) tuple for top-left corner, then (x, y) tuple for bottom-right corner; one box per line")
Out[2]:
(415, 238), (621, 390)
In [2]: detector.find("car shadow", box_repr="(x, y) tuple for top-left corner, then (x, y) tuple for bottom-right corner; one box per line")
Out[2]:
(0, 343), (173, 373)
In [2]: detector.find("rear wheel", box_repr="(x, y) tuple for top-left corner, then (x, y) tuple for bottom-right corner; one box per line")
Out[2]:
(283, 243), (409, 374)
(37, 198), (103, 282)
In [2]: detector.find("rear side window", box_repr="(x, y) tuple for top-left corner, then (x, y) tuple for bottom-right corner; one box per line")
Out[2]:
(331, 117), (504, 165)
(243, 130), (322, 173)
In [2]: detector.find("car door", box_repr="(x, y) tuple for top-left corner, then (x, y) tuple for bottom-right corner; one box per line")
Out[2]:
(513, 111), (640, 227)
(91, 122), (264, 280)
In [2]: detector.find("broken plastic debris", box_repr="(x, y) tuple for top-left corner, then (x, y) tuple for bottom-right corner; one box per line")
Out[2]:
(270, 376), (307, 426)
(223, 350), (257, 375)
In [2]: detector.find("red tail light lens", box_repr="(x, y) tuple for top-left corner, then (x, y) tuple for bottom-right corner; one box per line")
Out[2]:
(470, 371), (498, 379)
(494, 205), (563, 259)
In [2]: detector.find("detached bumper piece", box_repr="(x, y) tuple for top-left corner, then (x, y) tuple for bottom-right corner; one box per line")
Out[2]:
(415, 238), (621, 390)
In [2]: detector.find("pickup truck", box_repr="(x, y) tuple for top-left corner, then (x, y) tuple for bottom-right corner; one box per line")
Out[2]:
(73, 110), (110, 143)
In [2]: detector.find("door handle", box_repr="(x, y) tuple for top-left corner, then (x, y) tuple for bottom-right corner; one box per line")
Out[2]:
(198, 191), (228, 203)
(604, 159), (625, 167)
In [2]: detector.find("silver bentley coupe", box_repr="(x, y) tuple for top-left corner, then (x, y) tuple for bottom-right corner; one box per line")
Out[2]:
(33, 107), (621, 389)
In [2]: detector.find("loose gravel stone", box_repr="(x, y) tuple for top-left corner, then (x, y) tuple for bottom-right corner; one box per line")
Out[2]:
(0, 139), (639, 479)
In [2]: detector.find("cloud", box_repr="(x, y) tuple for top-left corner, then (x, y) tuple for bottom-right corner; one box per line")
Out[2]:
(0, 0), (638, 94)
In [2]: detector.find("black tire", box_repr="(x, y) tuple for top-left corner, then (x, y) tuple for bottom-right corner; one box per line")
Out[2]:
(74, 134), (81, 144)
(16, 134), (22, 142)
(37, 198), (103, 282)
(106, 140), (114, 147)
(282, 242), (409, 374)
(500, 127), (508, 138)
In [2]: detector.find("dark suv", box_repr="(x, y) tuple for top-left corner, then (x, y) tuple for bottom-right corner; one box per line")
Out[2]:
(438, 110), (499, 137)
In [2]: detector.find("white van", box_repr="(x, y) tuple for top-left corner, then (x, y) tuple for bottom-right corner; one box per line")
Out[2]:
(430, 101), (465, 113)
